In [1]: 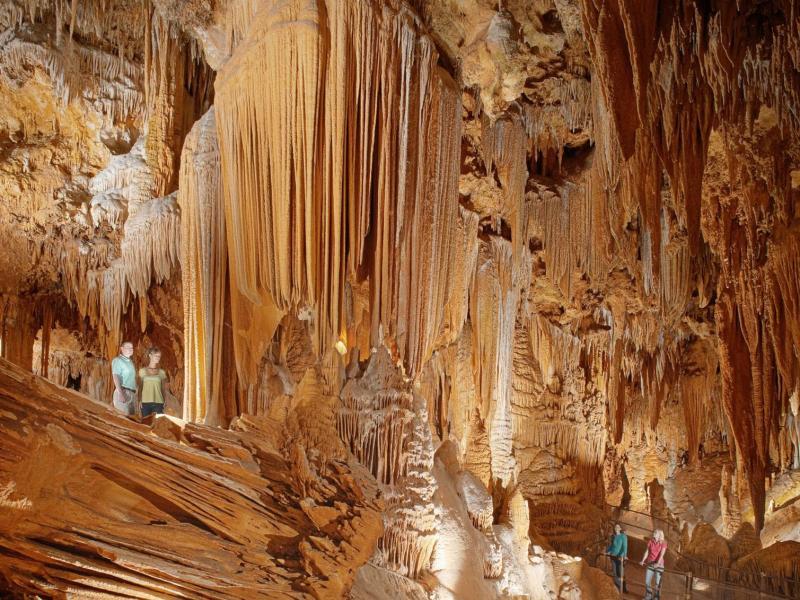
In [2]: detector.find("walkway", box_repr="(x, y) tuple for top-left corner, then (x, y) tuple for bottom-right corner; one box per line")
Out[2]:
(585, 507), (799, 599)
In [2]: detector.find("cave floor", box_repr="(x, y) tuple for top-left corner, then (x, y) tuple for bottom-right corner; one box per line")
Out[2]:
(618, 562), (685, 599)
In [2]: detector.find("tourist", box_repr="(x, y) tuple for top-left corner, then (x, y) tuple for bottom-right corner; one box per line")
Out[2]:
(139, 347), (168, 417)
(606, 523), (628, 592)
(111, 341), (137, 416)
(641, 529), (667, 599)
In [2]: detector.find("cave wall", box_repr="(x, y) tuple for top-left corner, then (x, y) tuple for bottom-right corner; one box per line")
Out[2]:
(1, 0), (800, 597)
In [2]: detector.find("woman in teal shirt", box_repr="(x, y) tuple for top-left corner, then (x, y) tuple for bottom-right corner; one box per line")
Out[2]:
(111, 341), (137, 416)
(606, 523), (628, 592)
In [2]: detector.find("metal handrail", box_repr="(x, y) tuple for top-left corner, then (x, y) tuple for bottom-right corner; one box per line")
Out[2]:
(605, 503), (682, 545)
(594, 511), (800, 597)
(592, 550), (797, 600)
(604, 502), (679, 531)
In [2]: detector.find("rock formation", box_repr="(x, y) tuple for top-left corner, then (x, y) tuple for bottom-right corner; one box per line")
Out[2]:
(0, 358), (381, 597)
(1, 0), (800, 598)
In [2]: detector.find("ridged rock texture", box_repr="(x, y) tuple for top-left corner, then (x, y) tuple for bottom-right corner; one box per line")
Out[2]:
(0, 358), (382, 598)
(2, 0), (800, 598)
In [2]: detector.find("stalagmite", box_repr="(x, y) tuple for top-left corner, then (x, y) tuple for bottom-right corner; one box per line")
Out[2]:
(0, 297), (37, 370)
(720, 463), (743, 537)
(339, 348), (437, 578)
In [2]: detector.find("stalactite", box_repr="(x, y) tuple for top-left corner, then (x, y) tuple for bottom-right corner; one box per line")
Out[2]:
(38, 129), (183, 359)
(529, 174), (606, 300)
(464, 407), (493, 490)
(719, 463), (743, 538)
(442, 324), (481, 463)
(527, 315), (583, 390)
(417, 350), (450, 442)
(215, 1), (461, 374)
(0, 34), (143, 125)
(522, 78), (593, 164)
(178, 109), (227, 425)
(564, 1), (800, 540)
(514, 315), (607, 468)
(658, 210), (692, 326)
(380, 64), (462, 376)
(89, 137), (153, 212)
(574, 14), (800, 495)
(436, 207), (480, 349)
(511, 317), (544, 412)
(144, 9), (206, 197)
(215, 0), (326, 347)
(471, 237), (528, 486)
(676, 336), (720, 464)
(580, 0), (717, 257)
(608, 337), (626, 445)
(481, 116), (529, 258)
(717, 290), (767, 532)
(767, 232), (800, 412)
(698, 117), (798, 532)
(121, 193), (180, 300)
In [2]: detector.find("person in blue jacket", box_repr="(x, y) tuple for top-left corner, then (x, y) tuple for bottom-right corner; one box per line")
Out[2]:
(606, 523), (628, 592)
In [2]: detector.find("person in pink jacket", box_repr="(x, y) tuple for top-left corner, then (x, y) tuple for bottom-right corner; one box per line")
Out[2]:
(641, 529), (667, 599)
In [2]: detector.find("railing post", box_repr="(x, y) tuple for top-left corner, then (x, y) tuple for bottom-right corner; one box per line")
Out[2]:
(759, 571), (765, 598)
(685, 571), (693, 599)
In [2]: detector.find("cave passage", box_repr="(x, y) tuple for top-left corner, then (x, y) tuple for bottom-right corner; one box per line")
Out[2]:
(1, 1), (800, 599)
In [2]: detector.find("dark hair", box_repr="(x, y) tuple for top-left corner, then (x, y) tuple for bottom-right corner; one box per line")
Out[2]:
(147, 347), (161, 357)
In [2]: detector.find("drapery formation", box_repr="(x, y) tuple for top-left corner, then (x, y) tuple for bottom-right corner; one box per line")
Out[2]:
(179, 109), (228, 424)
(214, 0), (461, 382)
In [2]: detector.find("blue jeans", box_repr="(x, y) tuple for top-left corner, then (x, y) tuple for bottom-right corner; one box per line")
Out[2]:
(141, 402), (164, 417)
(610, 557), (624, 591)
(645, 565), (663, 599)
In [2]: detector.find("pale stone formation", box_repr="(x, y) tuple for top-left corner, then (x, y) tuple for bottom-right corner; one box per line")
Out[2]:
(2, 0), (800, 598)
(339, 347), (437, 578)
(179, 108), (228, 425)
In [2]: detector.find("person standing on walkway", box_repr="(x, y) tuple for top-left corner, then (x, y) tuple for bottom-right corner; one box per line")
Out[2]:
(111, 341), (137, 416)
(138, 347), (168, 418)
(606, 523), (628, 592)
(641, 529), (667, 599)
